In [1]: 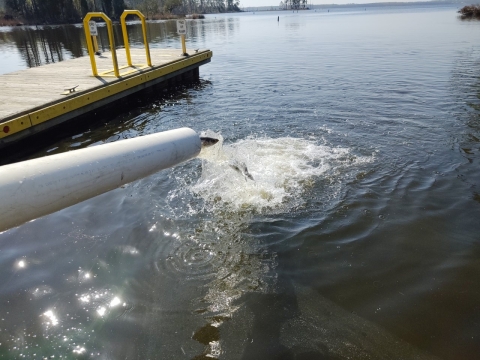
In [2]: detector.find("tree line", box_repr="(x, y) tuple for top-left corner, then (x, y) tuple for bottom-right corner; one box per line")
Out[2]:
(5, 0), (241, 24)
(458, 5), (480, 19)
(132, 0), (240, 19)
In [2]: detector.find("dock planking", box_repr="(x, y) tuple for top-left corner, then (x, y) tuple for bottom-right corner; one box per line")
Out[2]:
(0, 47), (212, 147)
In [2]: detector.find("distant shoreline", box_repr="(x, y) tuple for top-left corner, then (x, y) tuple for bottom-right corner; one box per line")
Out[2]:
(0, 1), (465, 27)
(0, 12), (207, 27)
(241, 1), (462, 12)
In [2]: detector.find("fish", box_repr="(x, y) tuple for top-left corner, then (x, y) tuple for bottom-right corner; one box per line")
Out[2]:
(229, 159), (254, 181)
(200, 137), (219, 148)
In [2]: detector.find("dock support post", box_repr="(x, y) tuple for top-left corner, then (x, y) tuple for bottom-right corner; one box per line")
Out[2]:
(93, 35), (99, 54)
(181, 34), (187, 56)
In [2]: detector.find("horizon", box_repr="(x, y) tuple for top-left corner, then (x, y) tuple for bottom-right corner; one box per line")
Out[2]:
(239, 0), (455, 8)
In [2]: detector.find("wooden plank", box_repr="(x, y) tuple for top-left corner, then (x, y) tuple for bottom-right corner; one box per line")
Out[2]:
(0, 48), (211, 124)
(0, 63), (210, 148)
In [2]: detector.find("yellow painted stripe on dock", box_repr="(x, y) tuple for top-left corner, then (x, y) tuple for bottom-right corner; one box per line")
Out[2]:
(0, 115), (32, 139)
(7, 51), (211, 131)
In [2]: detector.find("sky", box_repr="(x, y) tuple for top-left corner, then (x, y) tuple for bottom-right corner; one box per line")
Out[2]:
(239, 0), (421, 7)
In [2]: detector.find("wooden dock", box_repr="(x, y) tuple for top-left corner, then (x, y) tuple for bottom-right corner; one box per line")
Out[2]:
(0, 48), (212, 148)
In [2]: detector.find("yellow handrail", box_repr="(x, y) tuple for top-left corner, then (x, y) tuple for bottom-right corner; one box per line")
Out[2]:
(120, 10), (152, 68)
(83, 12), (120, 78)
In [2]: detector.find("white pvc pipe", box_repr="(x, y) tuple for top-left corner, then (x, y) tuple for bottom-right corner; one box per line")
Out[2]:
(0, 127), (201, 232)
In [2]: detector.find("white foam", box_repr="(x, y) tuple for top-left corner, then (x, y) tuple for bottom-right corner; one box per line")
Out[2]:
(192, 134), (372, 213)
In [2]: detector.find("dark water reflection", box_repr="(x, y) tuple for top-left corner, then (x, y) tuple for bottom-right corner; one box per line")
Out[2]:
(1, 5), (480, 360)
(0, 17), (238, 73)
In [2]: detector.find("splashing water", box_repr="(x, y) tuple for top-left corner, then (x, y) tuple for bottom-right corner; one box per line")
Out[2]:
(193, 132), (373, 214)
(145, 132), (375, 359)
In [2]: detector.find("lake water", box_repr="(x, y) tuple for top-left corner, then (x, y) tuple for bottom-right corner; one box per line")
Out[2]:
(1, 4), (480, 359)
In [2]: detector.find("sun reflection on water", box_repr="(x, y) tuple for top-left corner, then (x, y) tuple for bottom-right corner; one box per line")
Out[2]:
(42, 310), (59, 326)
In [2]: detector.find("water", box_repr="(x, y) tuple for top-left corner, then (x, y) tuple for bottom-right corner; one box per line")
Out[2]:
(1, 4), (480, 359)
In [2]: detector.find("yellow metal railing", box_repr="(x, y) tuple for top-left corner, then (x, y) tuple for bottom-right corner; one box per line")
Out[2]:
(83, 13), (119, 77)
(83, 11), (152, 78)
(120, 10), (152, 71)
